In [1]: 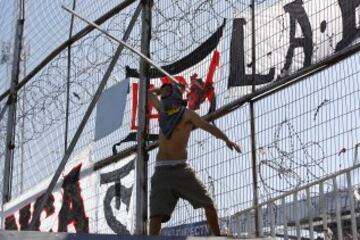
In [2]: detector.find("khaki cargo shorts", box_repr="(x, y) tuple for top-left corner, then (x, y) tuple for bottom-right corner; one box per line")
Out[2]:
(150, 163), (213, 222)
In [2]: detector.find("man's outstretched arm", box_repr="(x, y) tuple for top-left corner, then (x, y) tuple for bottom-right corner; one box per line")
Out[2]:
(188, 110), (241, 153)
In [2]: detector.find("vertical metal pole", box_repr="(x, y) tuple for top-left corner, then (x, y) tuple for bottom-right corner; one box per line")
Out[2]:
(269, 202), (276, 237)
(19, 40), (27, 194)
(249, 0), (260, 237)
(306, 187), (315, 240)
(346, 171), (358, 240)
(244, 211), (251, 234)
(236, 214), (242, 236)
(3, 0), (25, 203)
(333, 177), (343, 240)
(293, 192), (301, 240)
(282, 197), (288, 240)
(64, 0), (76, 152)
(135, 0), (152, 235)
(0, 198), (2, 230)
(319, 182), (328, 237)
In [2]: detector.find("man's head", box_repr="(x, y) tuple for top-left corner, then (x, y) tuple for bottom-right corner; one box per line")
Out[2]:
(160, 83), (187, 112)
(158, 83), (187, 139)
(160, 83), (175, 98)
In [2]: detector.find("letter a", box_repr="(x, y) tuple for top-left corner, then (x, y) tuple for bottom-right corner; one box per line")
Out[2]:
(58, 165), (89, 232)
(336, 0), (360, 51)
(282, 0), (313, 75)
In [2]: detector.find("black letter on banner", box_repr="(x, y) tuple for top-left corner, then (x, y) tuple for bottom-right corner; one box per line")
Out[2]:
(19, 204), (31, 230)
(32, 194), (55, 231)
(5, 214), (18, 230)
(336, 0), (360, 51)
(58, 165), (89, 233)
(100, 159), (134, 234)
(282, 0), (313, 74)
(228, 18), (275, 88)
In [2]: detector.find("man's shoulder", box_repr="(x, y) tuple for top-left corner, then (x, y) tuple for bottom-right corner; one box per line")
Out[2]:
(183, 108), (196, 117)
(182, 109), (204, 127)
(183, 108), (197, 115)
(182, 108), (194, 123)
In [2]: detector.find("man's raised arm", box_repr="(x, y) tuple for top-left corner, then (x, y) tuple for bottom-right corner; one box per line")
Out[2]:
(188, 110), (241, 153)
(148, 88), (161, 112)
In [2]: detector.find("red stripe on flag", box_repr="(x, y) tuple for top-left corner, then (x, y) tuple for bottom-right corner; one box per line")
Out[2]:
(206, 50), (220, 85)
(131, 83), (138, 130)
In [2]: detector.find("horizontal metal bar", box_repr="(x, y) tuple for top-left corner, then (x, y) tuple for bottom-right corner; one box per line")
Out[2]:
(0, 0), (136, 102)
(93, 145), (137, 170)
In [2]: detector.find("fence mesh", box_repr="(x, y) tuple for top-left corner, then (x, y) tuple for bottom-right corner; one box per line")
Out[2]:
(4, 0), (141, 199)
(0, 0), (360, 237)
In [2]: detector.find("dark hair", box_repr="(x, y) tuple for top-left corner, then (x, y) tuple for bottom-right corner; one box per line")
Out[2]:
(160, 83), (187, 107)
(160, 83), (173, 90)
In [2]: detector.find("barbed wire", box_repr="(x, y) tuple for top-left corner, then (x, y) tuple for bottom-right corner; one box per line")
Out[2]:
(12, 0), (248, 145)
(151, 0), (246, 64)
(16, 23), (138, 143)
(259, 119), (326, 195)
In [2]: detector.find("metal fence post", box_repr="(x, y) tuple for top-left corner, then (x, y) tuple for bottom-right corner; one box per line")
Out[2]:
(3, 0), (25, 203)
(135, 0), (152, 235)
(64, 0), (77, 153)
(249, 0), (261, 237)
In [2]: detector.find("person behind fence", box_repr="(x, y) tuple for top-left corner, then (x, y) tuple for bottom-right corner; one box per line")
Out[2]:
(148, 83), (241, 236)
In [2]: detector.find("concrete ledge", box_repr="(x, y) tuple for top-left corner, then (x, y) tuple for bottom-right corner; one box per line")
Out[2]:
(0, 231), (278, 240)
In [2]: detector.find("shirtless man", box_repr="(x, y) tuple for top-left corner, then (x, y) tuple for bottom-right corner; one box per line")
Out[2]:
(148, 83), (241, 236)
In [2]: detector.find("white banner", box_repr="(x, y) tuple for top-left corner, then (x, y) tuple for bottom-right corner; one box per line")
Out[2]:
(1, 147), (136, 234)
(227, 0), (360, 95)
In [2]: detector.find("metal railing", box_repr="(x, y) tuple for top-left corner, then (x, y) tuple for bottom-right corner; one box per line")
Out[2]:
(231, 159), (360, 239)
